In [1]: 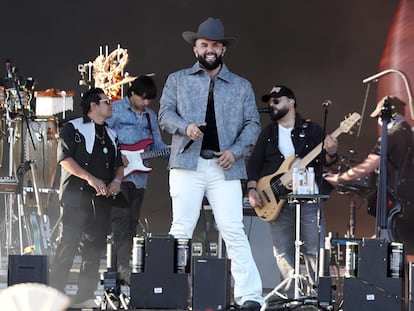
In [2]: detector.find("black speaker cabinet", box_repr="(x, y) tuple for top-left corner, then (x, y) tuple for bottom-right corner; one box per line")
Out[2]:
(343, 277), (402, 311)
(8, 255), (49, 286)
(317, 276), (333, 307)
(130, 273), (188, 309)
(343, 238), (404, 311)
(192, 257), (231, 310)
(130, 235), (189, 309)
(358, 238), (389, 283)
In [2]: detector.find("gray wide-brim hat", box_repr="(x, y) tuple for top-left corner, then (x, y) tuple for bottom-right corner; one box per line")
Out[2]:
(182, 17), (237, 46)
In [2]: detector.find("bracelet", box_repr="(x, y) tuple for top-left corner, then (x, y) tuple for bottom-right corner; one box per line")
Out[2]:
(248, 187), (256, 192)
(327, 151), (338, 158)
(113, 178), (122, 184)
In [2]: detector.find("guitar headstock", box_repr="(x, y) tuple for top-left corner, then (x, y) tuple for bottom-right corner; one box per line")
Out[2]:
(340, 112), (361, 135)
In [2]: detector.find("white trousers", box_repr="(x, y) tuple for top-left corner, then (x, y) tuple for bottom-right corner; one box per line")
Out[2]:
(169, 157), (264, 305)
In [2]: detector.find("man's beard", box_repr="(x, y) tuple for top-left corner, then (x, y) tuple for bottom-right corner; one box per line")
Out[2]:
(197, 54), (223, 70)
(270, 106), (289, 121)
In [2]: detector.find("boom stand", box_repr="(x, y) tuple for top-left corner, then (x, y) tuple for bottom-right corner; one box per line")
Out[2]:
(261, 194), (329, 310)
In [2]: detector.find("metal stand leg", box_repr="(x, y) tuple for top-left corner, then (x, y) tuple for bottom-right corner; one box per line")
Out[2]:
(293, 200), (302, 299)
(98, 234), (129, 310)
(261, 199), (310, 310)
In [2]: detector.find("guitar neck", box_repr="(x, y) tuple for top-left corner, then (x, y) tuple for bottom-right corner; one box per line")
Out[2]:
(280, 126), (344, 185)
(141, 148), (170, 160)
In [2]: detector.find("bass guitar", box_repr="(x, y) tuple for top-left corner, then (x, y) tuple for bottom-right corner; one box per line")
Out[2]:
(367, 187), (402, 242)
(255, 112), (361, 221)
(121, 138), (170, 177)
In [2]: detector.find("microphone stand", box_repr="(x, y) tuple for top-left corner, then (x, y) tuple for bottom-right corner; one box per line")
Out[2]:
(314, 102), (329, 284)
(362, 68), (414, 121)
(6, 64), (37, 255)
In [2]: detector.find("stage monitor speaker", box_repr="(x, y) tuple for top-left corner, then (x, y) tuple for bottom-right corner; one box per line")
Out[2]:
(130, 273), (188, 309)
(8, 255), (49, 286)
(192, 257), (231, 310)
(130, 235), (188, 309)
(358, 238), (389, 283)
(317, 276), (333, 308)
(343, 277), (402, 311)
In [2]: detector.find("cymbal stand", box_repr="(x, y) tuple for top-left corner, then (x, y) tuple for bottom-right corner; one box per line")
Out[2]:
(3, 107), (28, 255)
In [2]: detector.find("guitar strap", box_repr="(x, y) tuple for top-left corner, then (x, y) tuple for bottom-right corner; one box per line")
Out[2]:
(145, 112), (153, 139)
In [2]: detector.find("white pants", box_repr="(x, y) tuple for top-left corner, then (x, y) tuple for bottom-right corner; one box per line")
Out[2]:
(169, 157), (264, 305)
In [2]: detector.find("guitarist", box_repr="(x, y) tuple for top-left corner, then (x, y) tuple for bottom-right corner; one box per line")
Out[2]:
(325, 95), (414, 254)
(246, 85), (338, 298)
(106, 75), (169, 282)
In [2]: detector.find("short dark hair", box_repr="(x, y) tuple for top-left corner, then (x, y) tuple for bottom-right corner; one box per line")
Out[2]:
(127, 75), (156, 99)
(80, 88), (105, 115)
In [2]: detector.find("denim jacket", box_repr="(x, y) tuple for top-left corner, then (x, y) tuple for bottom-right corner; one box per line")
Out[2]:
(106, 96), (169, 189)
(158, 62), (260, 180)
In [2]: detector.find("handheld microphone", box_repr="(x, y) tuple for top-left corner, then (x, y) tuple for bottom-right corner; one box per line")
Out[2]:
(179, 125), (206, 153)
(5, 59), (12, 79)
(257, 107), (271, 113)
(322, 99), (332, 107)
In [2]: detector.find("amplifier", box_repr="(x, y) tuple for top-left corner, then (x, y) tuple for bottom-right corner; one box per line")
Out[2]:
(192, 257), (231, 310)
(343, 277), (402, 311)
(342, 238), (404, 311)
(8, 255), (49, 286)
(129, 234), (189, 309)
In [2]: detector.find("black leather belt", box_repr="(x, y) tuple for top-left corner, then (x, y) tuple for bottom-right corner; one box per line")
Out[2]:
(200, 149), (218, 159)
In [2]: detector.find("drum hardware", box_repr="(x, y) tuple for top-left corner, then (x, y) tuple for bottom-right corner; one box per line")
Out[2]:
(99, 234), (129, 310)
(107, 75), (137, 89)
(1, 60), (58, 257)
(23, 186), (59, 194)
(3, 89), (36, 256)
(78, 44), (129, 100)
(34, 89), (75, 119)
(0, 176), (18, 193)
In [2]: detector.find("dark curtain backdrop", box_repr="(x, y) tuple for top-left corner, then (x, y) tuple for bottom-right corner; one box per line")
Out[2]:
(1, 0), (400, 237)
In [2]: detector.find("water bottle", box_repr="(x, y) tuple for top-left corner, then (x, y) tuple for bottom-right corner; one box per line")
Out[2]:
(307, 167), (315, 194)
(297, 168), (308, 194)
(292, 167), (299, 194)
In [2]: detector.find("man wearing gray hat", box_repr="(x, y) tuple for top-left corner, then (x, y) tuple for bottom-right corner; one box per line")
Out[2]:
(325, 95), (414, 254)
(158, 17), (264, 308)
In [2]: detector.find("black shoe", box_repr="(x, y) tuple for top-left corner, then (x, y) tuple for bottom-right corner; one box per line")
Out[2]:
(242, 300), (261, 310)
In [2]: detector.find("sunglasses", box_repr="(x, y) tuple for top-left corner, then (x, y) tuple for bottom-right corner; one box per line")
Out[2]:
(99, 98), (112, 105)
(269, 98), (280, 105)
